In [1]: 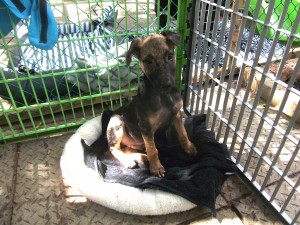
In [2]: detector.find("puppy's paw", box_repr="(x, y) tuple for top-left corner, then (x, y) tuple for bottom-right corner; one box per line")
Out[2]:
(184, 142), (197, 156)
(123, 153), (148, 169)
(123, 159), (138, 169)
(149, 162), (166, 177)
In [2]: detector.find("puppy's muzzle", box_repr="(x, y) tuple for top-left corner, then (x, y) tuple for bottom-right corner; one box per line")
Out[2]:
(161, 83), (172, 91)
(160, 77), (176, 92)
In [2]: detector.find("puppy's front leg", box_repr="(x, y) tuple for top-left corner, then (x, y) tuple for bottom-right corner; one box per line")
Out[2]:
(141, 134), (165, 177)
(172, 112), (197, 156)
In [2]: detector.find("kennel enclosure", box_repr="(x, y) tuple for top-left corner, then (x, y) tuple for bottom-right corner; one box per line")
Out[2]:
(184, 0), (300, 224)
(0, 0), (185, 142)
(0, 0), (300, 224)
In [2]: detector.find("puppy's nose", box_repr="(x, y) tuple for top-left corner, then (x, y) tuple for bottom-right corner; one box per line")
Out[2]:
(162, 84), (171, 90)
(161, 81), (173, 91)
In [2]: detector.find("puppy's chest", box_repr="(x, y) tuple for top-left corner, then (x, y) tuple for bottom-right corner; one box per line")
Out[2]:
(150, 94), (182, 121)
(160, 95), (182, 114)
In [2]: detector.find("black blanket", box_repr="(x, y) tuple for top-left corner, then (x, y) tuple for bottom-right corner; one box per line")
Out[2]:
(83, 110), (236, 215)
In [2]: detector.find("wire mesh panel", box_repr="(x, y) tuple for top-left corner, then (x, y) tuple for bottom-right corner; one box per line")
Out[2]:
(185, 0), (300, 224)
(0, 0), (185, 143)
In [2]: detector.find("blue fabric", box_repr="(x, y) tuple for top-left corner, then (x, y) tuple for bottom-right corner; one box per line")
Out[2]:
(1, 0), (57, 50)
(0, 0), (21, 36)
(28, 0), (58, 50)
(2, 0), (31, 18)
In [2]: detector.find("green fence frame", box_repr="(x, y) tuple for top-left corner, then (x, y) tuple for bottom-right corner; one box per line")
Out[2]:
(0, 0), (190, 144)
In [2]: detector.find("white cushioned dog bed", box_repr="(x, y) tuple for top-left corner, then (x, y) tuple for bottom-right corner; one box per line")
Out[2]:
(60, 115), (196, 215)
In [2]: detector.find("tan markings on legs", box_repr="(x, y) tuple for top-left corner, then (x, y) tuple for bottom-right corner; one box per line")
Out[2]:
(142, 134), (165, 177)
(172, 112), (197, 156)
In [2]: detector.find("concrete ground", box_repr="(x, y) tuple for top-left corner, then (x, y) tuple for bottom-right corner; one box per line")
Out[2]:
(0, 133), (283, 225)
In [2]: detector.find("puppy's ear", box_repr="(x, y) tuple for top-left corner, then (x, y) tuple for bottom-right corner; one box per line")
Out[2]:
(161, 30), (180, 46)
(126, 38), (142, 65)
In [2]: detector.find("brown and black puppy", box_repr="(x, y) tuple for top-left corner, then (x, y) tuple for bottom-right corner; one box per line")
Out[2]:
(106, 31), (197, 177)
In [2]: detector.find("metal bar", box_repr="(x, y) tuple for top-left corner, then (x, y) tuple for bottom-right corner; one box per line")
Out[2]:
(276, 141), (300, 213)
(222, 0), (262, 138)
(215, 0), (243, 141)
(175, 0), (191, 90)
(55, 13), (78, 124)
(211, 0), (232, 135)
(199, 0), (220, 115)
(251, 5), (300, 189)
(231, 0), (276, 160)
(242, 0), (291, 173)
(184, 0), (199, 114)
(260, 59), (300, 192)
(291, 201), (300, 225)
(194, 0), (210, 110)
(205, 0), (223, 126)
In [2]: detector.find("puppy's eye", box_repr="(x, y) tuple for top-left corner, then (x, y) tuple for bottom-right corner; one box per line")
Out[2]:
(143, 58), (153, 65)
(167, 53), (174, 60)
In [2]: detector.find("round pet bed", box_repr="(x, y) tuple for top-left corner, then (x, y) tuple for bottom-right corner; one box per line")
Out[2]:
(60, 115), (196, 215)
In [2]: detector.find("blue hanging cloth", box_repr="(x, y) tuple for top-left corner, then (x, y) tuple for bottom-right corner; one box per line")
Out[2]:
(0, 1), (21, 36)
(0, 0), (58, 50)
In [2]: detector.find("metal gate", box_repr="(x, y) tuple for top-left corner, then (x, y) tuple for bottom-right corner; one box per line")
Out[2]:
(184, 0), (300, 224)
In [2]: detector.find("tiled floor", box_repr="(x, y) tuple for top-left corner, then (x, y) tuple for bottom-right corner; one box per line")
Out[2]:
(0, 134), (283, 225)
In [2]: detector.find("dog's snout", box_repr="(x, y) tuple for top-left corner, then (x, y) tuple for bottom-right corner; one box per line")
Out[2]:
(161, 83), (172, 91)
(160, 79), (174, 91)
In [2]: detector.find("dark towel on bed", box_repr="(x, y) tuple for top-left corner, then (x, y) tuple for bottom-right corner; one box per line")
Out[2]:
(83, 110), (236, 216)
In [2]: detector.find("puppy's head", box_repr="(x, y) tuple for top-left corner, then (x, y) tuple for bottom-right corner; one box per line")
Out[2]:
(126, 31), (180, 91)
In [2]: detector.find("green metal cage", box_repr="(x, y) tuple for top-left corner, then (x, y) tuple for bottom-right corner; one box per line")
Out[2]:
(0, 0), (190, 144)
